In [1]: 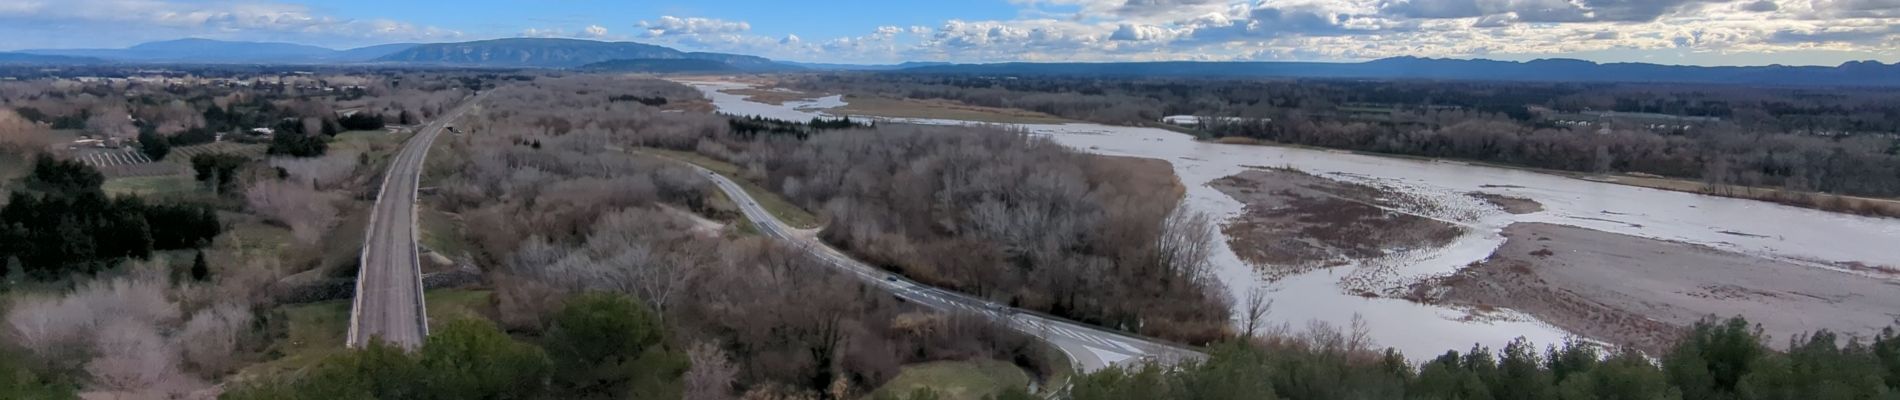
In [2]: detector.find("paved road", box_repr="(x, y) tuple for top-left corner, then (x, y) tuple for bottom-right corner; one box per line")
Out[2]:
(689, 166), (1204, 373)
(347, 93), (486, 349)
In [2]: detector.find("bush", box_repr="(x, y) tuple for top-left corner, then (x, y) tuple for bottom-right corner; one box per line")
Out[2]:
(136, 130), (171, 161)
(189, 152), (249, 193)
(338, 113), (386, 131)
(543, 293), (685, 399)
(266, 133), (326, 158)
(1071, 317), (1900, 400)
(223, 318), (553, 400)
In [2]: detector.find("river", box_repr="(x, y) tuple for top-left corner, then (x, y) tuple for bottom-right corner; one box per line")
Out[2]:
(682, 80), (1900, 358)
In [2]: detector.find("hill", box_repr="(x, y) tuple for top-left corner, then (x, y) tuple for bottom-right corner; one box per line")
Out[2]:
(373, 38), (791, 69)
(20, 38), (414, 64)
(899, 58), (1900, 87)
(0, 52), (105, 65)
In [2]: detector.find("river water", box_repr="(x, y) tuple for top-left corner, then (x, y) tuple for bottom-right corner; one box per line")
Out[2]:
(684, 81), (1900, 358)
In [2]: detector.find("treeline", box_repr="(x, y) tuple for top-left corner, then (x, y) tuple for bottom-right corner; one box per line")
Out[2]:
(0, 156), (220, 278)
(427, 75), (1060, 398)
(725, 114), (871, 139)
(1074, 317), (1900, 400)
(787, 74), (1900, 199)
(2, 70), (480, 151)
(226, 294), (676, 399)
(725, 125), (1232, 344)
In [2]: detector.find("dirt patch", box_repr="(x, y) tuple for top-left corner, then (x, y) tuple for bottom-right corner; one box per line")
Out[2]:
(724, 88), (822, 106)
(1468, 192), (1544, 214)
(1408, 223), (1900, 354)
(835, 96), (1070, 124)
(1211, 168), (1464, 281)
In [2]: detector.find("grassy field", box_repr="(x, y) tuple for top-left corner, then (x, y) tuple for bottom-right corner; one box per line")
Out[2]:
(639, 148), (822, 229)
(869, 360), (1032, 400)
(836, 96), (1071, 124)
(418, 208), (474, 265)
(101, 175), (201, 197)
(239, 289), (494, 381)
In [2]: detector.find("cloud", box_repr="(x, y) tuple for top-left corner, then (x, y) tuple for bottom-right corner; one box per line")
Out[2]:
(583, 25), (609, 38)
(1378, 0), (1728, 23)
(638, 16), (750, 37)
(1109, 23), (1175, 41)
(1742, 0), (1782, 11)
(0, 0), (458, 46)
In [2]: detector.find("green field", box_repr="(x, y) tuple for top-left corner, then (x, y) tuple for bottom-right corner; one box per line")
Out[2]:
(869, 359), (1032, 400)
(419, 208), (474, 265)
(101, 175), (201, 197)
(240, 289), (494, 381)
(639, 148), (822, 229)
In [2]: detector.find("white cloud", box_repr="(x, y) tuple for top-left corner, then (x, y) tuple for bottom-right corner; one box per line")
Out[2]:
(638, 16), (751, 37)
(0, 0), (459, 46)
(583, 25), (609, 38)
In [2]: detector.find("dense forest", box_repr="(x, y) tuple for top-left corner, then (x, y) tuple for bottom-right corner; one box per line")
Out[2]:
(786, 75), (1900, 201)
(1069, 318), (1900, 400)
(719, 125), (1232, 344)
(420, 76), (1061, 399)
(0, 156), (221, 277)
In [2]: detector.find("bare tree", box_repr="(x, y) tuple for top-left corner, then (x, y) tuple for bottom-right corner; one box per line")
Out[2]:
(179, 302), (254, 377)
(1240, 287), (1274, 339)
(245, 179), (342, 244)
(685, 342), (740, 400)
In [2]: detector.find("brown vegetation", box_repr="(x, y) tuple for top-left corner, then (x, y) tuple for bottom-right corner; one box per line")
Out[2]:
(787, 75), (1900, 206)
(727, 125), (1230, 344)
(1211, 168), (1464, 280)
(432, 75), (1062, 397)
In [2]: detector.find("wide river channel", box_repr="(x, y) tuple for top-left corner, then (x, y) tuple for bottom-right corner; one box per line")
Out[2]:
(684, 80), (1900, 358)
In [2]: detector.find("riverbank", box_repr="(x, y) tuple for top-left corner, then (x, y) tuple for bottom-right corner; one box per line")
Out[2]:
(1407, 223), (1900, 353)
(1208, 135), (1900, 219)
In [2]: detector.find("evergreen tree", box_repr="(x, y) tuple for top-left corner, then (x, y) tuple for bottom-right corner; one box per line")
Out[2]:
(191, 250), (209, 281)
(3, 256), (21, 288)
(137, 129), (172, 161)
(543, 293), (687, 399)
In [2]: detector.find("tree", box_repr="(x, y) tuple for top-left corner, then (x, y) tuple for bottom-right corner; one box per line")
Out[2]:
(137, 129), (171, 161)
(190, 153), (249, 194)
(0, 346), (76, 400)
(683, 342), (738, 400)
(418, 319), (553, 400)
(5, 256), (23, 288)
(542, 293), (686, 399)
(339, 113), (386, 131)
(266, 132), (327, 157)
(23, 155), (103, 195)
(190, 251), (209, 282)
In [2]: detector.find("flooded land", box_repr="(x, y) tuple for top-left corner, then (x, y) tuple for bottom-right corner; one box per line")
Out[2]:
(684, 78), (1900, 358)
(1409, 223), (1900, 353)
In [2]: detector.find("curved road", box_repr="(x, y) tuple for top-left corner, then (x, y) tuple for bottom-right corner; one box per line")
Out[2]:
(347, 93), (486, 349)
(689, 165), (1204, 373)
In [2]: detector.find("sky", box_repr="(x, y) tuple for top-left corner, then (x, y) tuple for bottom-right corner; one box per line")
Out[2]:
(0, 0), (1896, 66)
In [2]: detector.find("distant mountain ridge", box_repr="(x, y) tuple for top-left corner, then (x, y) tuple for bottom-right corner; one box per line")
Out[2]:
(373, 38), (797, 70)
(21, 38), (417, 64)
(0, 52), (104, 65)
(11, 37), (1900, 86)
(897, 57), (1900, 87)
